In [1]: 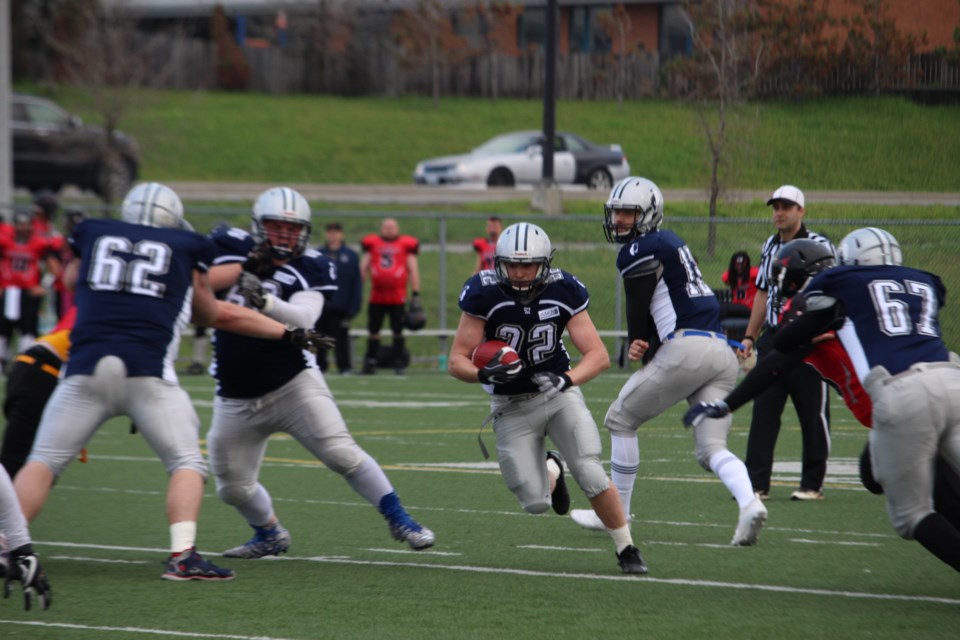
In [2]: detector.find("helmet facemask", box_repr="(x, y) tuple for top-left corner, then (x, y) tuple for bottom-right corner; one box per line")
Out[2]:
(494, 222), (555, 303)
(603, 177), (664, 243)
(251, 187), (312, 261)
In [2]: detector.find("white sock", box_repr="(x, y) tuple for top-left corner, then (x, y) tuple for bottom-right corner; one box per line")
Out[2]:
(610, 434), (639, 515)
(236, 483), (275, 527)
(170, 521), (197, 554)
(608, 524), (634, 554)
(345, 451), (394, 505)
(709, 450), (757, 509)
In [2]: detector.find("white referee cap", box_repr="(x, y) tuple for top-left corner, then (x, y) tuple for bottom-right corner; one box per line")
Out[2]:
(766, 185), (805, 209)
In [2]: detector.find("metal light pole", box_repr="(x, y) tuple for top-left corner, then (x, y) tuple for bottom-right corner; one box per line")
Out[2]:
(533, 0), (562, 214)
(0, 0), (13, 220)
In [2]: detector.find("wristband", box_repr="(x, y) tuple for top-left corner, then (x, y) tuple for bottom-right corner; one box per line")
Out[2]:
(742, 335), (756, 343)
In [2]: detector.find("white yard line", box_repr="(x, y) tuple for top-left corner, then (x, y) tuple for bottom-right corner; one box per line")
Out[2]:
(0, 620), (300, 640)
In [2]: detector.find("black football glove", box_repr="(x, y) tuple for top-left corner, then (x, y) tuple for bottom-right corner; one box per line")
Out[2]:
(237, 271), (268, 310)
(242, 243), (275, 278)
(282, 327), (336, 353)
(4, 545), (52, 611)
(477, 350), (523, 385)
(531, 371), (573, 400)
(682, 400), (731, 428)
(409, 292), (424, 313)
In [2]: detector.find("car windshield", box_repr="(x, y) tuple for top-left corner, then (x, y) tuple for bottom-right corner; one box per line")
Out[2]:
(22, 101), (71, 127)
(472, 133), (539, 155)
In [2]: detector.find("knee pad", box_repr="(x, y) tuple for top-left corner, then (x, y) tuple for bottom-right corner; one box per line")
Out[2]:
(604, 405), (636, 435)
(323, 444), (365, 476)
(694, 437), (727, 472)
(568, 457), (611, 499)
(522, 501), (551, 515)
(217, 482), (255, 507)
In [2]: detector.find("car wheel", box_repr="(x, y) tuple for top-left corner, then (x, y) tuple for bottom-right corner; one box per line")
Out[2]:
(587, 168), (613, 191)
(98, 157), (134, 203)
(487, 168), (515, 188)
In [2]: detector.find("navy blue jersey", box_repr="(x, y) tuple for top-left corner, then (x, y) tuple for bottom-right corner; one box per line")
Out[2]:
(67, 218), (216, 381)
(617, 229), (721, 339)
(805, 264), (949, 377)
(210, 226), (339, 398)
(459, 268), (588, 395)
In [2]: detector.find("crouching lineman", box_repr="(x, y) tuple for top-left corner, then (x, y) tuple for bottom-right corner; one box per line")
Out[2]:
(205, 186), (434, 558)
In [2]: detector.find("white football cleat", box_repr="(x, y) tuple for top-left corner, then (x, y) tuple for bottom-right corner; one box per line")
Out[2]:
(570, 509), (633, 531)
(731, 497), (768, 546)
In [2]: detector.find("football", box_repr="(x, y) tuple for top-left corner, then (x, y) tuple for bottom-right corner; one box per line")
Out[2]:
(471, 339), (520, 369)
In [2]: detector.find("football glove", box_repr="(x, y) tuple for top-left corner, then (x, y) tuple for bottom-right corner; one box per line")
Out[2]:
(682, 400), (730, 428)
(281, 327), (336, 353)
(531, 371), (573, 400)
(4, 545), (52, 611)
(242, 243), (275, 278)
(409, 292), (424, 313)
(237, 271), (267, 310)
(477, 350), (523, 385)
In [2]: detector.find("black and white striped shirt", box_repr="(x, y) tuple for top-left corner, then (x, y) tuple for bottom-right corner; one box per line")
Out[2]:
(755, 224), (836, 328)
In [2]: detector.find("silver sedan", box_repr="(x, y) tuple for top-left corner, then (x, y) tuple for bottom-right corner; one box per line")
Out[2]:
(413, 130), (630, 191)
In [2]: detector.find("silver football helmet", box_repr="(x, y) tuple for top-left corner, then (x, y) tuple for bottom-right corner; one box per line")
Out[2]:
(121, 182), (186, 229)
(838, 227), (902, 266)
(251, 186), (312, 260)
(494, 222), (554, 302)
(603, 176), (664, 243)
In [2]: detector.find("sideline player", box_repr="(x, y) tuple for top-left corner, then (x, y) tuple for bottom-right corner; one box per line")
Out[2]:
(13, 183), (331, 581)
(448, 222), (648, 574)
(205, 187), (434, 558)
(569, 177), (766, 546)
(472, 216), (503, 274)
(360, 218), (421, 374)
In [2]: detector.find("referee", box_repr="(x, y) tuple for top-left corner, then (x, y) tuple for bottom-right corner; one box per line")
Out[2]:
(739, 185), (835, 501)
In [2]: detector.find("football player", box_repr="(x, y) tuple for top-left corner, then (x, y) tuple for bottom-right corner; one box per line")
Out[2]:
(569, 177), (767, 546)
(687, 229), (960, 572)
(1, 465), (52, 610)
(448, 222), (648, 574)
(205, 187), (435, 559)
(13, 182), (328, 582)
(360, 218), (421, 374)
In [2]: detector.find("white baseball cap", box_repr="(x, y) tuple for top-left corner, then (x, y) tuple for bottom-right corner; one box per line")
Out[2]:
(766, 185), (805, 209)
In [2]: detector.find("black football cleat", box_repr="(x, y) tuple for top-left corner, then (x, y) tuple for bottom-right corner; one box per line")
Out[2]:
(546, 451), (570, 515)
(617, 545), (649, 575)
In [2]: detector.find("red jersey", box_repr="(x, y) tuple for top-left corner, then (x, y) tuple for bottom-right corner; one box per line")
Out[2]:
(722, 265), (760, 308)
(362, 233), (419, 305)
(0, 226), (57, 289)
(473, 237), (496, 272)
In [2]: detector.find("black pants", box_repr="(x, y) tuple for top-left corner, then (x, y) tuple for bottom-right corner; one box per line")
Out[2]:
(1, 346), (61, 477)
(317, 309), (353, 373)
(745, 329), (831, 493)
(365, 303), (406, 367)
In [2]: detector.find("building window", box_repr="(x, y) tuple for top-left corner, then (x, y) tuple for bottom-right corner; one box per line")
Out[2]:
(570, 5), (612, 53)
(518, 7), (546, 50)
(661, 4), (692, 59)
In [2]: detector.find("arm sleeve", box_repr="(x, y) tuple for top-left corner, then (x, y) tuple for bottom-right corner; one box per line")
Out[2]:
(262, 290), (325, 328)
(623, 272), (658, 342)
(724, 347), (812, 411)
(772, 301), (844, 353)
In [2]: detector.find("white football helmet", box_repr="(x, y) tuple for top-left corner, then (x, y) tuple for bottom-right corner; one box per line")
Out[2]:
(251, 186), (312, 260)
(603, 176), (664, 243)
(121, 182), (186, 229)
(838, 227), (902, 266)
(494, 222), (554, 302)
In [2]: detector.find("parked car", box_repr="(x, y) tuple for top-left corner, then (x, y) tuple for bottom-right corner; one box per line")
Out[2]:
(11, 93), (140, 200)
(413, 130), (630, 191)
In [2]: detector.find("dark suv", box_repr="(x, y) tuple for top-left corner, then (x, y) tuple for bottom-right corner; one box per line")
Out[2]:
(12, 93), (140, 200)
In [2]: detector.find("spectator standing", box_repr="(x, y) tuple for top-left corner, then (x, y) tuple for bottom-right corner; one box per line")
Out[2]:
(739, 185), (835, 501)
(317, 221), (362, 374)
(472, 216), (503, 274)
(0, 210), (61, 367)
(360, 218), (420, 374)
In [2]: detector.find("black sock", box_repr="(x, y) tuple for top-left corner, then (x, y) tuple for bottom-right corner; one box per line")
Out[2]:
(913, 512), (960, 572)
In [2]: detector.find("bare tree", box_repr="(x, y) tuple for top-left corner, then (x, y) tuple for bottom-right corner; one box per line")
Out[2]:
(391, 0), (470, 106)
(841, 0), (926, 97)
(674, 0), (763, 256)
